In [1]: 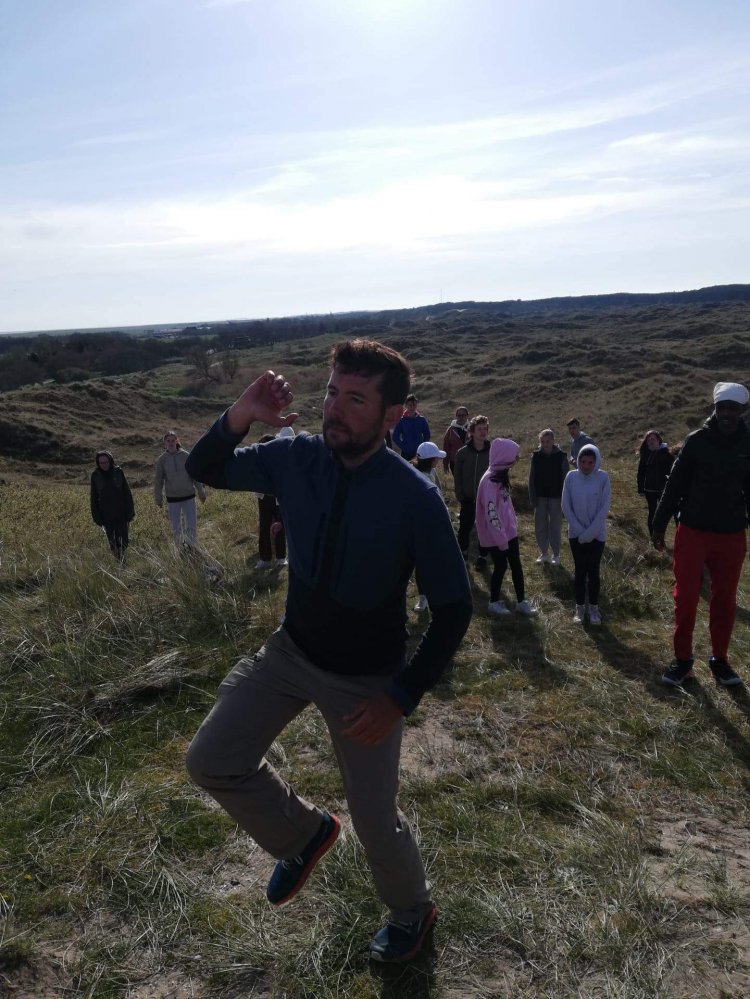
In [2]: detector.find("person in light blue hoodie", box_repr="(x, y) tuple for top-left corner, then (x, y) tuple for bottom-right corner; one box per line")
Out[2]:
(561, 444), (611, 625)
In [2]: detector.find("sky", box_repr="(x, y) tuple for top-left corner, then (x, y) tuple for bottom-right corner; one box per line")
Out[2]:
(1, 0), (749, 332)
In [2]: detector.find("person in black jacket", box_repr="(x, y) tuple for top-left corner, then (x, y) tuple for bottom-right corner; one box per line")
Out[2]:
(90, 450), (135, 560)
(636, 430), (674, 535)
(653, 383), (750, 688)
(453, 415), (491, 568)
(528, 429), (568, 565)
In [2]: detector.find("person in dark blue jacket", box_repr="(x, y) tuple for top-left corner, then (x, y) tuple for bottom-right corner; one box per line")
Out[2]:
(185, 339), (472, 963)
(392, 394), (430, 460)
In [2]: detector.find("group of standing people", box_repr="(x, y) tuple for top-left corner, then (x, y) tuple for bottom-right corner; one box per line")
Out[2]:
(401, 406), (610, 625)
(402, 381), (750, 691)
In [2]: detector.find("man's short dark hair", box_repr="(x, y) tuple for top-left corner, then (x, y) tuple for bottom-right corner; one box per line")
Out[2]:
(330, 339), (412, 408)
(567, 418), (580, 427)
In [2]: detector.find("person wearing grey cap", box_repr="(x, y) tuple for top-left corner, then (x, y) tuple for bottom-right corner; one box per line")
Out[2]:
(654, 382), (750, 688)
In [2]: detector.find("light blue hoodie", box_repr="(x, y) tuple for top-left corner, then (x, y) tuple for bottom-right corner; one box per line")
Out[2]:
(561, 444), (611, 542)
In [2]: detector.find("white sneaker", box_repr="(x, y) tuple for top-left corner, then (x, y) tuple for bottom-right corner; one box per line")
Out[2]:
(573, 604), (586, 624)
(276, 557), (288, 567)
(588, 605), (602, 625)
(535, 552), (549, 564)
(550, 554), (561, 566)
(255, 559), (273, 570)
(414, 594), (429, 612)
(516, 600), (538, 617)
(488, 600), (512, 616)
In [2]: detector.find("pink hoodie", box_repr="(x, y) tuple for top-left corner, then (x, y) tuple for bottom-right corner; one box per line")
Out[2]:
(475, 438), (521, 550)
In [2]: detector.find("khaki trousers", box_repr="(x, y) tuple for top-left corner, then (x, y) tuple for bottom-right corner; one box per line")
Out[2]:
(186, 628), (432, 923)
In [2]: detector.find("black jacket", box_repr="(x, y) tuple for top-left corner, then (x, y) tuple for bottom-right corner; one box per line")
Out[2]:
(90, 466), (135, 525)
(653, 417), (750, 534)
(528, 446), (568, 504)
(453, 441), (491, 502)
(637, 445), (674, 495)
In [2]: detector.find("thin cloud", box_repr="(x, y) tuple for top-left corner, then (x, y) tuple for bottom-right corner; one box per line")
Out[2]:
(71, 130), (165, 149)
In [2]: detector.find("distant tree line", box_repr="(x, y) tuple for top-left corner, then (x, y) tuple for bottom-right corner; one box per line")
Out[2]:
(0, 332), (191, 392)
(0, 313), (397, 392)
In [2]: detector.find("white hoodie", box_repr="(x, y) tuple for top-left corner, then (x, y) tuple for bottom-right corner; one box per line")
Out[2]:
(561, 444), (611, 542)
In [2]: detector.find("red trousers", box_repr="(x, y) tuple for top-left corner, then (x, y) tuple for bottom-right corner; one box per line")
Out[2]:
(672, 524), (746, 660)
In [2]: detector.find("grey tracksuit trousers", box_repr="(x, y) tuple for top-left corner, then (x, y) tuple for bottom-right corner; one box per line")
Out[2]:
(534, 497), (562, 556)
(186, 628), (432, 923)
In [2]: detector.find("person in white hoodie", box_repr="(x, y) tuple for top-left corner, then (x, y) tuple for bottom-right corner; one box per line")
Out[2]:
(475, 438), (537, 618)
(561, 444), (611, 625)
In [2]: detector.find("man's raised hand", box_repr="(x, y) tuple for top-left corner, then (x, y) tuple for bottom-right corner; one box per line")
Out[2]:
(226, 371), (298, 436)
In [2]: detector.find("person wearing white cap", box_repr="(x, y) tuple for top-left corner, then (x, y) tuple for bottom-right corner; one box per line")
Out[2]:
(411, 441), (448, 612)
(654, 382), (750, 688)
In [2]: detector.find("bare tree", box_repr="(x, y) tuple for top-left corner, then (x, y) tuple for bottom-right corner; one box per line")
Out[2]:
(188, 345), (217, 381)
(220, 352), (239, 381)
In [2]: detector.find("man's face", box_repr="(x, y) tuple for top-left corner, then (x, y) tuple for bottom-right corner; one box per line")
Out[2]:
(456, 408), (468, 423)
(646, 433), (660, 451)
(540, 433), (554, 454)
(578, 454), (596, 474)
(568, 422), (579, 439)
(406, 399), (417, 414)
(472, 422), (489, 446)
(164, 434), (178, 453)
(715, 401), (747, 435)
(323, 368), (401, 460)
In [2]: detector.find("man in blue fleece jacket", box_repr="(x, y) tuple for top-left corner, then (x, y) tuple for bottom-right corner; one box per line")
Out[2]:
(185, 339), (472, 963)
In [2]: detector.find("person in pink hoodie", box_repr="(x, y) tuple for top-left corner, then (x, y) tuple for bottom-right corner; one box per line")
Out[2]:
(475, 438), (537, 617)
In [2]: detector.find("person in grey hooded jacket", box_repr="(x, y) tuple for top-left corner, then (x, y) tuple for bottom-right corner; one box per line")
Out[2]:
(154, 431), (206, 547)
(561, 444), (611, 625)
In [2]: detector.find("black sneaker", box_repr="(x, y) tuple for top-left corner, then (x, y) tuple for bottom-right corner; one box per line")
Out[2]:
(369, 904), (438, 963)
(709, 657), (743, 687)
(661, 658), (695, 687)
(474, 555), (487, 570)
(266, 811), (341, 906)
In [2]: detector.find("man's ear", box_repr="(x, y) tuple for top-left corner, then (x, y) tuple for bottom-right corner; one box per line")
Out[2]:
(384, 403), (404, 431)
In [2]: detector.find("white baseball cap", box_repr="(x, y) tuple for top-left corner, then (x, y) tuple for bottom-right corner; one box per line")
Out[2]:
(417, 441), (447, 460)
(713, 382), (749, 405)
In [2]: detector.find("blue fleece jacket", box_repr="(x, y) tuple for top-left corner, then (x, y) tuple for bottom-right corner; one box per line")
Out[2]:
(561, 444), (611, 543)
(392, 412), (430, 459)
(186, 414), (472, 712)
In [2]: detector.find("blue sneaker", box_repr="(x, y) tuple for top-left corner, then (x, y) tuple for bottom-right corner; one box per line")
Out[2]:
(266, 811), (341, 906)
(369, 904), (438, 963)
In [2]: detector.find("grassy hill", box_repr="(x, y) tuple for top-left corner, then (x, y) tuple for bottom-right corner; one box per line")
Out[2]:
(1, 300), (750, 997)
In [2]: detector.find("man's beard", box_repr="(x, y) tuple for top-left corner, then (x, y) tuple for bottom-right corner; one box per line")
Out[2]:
(323, 419), (383, 459)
